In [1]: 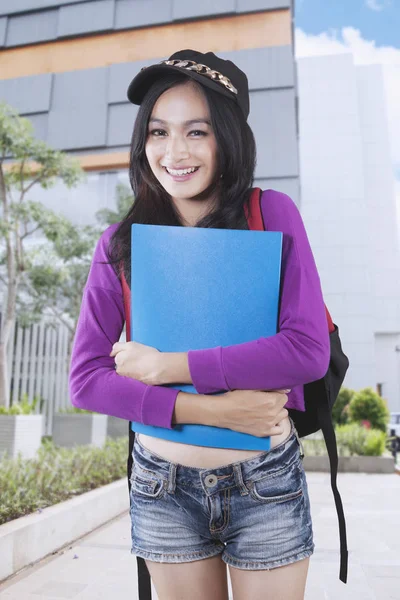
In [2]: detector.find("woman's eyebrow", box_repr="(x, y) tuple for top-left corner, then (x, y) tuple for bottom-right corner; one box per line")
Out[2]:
(149, 118), (211, 126)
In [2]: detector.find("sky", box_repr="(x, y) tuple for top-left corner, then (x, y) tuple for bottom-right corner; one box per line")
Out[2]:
(295, 0), (400, 47)
(294, 0), (400, 226)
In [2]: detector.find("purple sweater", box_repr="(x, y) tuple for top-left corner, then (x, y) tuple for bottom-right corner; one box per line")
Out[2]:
(69, 190), (330, 428)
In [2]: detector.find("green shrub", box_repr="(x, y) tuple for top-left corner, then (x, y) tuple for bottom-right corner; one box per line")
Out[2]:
(348, 387), (390, 432)
(57, 406), (93, 414)
(363, 430), (389, 456)
(335, 423), (387, 456)
(332, 387), (355, 426)
(302, 423), (387, 457)
(0, 393), (43, 415)
(0, 437), (128, 525)
(301, 438), (327, 456)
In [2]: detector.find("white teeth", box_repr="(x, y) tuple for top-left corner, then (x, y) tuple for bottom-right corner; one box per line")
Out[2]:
(165, 166), (198, 176)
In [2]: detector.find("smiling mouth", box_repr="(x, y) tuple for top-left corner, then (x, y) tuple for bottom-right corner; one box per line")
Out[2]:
(163, 166), (200, 179)
(163, 166), (200, 174)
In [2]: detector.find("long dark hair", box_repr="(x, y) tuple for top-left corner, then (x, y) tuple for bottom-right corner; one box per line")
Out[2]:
(107, 70), (257, 286)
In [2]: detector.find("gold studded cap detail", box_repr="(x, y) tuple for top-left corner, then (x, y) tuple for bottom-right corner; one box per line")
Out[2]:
(140, 59), (238, 95)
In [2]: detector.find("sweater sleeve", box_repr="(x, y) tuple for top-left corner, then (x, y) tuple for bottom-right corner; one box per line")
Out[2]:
(68, 224), (179, 428)
(187, 190), (330, 394)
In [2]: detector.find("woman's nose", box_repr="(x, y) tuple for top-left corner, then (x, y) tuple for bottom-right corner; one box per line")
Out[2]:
(165, 135), (190, 161)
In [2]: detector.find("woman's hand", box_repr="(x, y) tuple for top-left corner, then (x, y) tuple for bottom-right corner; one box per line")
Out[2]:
(217, 389), (291, 437)
(110, 341), (165, 385)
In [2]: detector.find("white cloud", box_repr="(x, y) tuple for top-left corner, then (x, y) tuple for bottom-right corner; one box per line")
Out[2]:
(295, 27), (400, 166)
(365, 0), (384, 11)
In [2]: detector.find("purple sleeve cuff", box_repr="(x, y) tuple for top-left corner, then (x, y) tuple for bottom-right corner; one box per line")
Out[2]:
(141, 386), (180, 429)
(187, 346), (230, 394)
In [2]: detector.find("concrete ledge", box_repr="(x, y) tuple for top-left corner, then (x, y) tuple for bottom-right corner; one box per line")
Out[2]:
(107, 415), (129, 438)
(303, 455), (395, 473)
(52, 414), (108, 448)
(0, 478), (128, 582)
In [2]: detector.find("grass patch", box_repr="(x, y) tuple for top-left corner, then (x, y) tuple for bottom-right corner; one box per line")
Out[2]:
(0, 437), (128, 526)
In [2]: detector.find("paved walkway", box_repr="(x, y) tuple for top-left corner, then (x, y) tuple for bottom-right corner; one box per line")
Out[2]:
(0, 472), (399, 600)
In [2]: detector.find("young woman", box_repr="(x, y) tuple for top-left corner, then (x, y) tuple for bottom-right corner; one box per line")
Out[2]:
(69, 49), (330, 600)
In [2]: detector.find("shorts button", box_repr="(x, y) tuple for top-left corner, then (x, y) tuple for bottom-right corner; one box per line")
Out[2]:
(205, 474), (218, 487)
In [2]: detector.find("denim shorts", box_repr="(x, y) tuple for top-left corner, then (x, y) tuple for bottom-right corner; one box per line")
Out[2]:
(129, 417), (314, 570)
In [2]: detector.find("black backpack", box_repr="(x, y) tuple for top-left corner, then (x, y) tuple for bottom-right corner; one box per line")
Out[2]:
(124, 188), (350, 599)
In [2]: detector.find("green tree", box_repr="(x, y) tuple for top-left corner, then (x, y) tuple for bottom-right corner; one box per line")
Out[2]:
(0, 102), (84, 407)
(18, 182), (134, 370)
(16, 223), (100, 361)
(348, 387), (390, 433)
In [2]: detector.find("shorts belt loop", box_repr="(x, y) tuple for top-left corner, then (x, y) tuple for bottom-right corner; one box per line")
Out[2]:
(167, 462), (177, 494)
(233, 464), (250, 496)
(294, 428), (305, 459)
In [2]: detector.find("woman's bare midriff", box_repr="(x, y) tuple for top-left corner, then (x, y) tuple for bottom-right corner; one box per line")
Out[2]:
(137, 416), (291, 468)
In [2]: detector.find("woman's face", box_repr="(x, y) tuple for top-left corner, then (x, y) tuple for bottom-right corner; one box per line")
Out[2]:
(145, 81), (219, 220)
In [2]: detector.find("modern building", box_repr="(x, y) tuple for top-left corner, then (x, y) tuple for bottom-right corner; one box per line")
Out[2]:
(0, 0), (300, 226)
(297, 53), (400, 412)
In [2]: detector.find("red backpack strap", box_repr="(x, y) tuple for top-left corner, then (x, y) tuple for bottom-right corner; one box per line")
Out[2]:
(246, 187), (336, 334)
(244, 187), (264, 231)
(120, 266), (131, 342)
(325, 305), (335, 333)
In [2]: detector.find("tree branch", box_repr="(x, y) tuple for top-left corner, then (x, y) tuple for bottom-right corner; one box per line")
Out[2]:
(20, 275), (75, 335)
(21, 173), (44, 198)
(18, 156), (26, 202)
(20, 224), (41, 241)
(48, 306), (75, 335)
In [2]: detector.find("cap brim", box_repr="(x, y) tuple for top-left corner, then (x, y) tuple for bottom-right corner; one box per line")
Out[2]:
(127, 63), (236, 106)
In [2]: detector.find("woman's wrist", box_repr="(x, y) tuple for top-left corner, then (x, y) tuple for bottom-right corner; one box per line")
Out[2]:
(172, 391), (221, 426)
(161, 352), (192, 385)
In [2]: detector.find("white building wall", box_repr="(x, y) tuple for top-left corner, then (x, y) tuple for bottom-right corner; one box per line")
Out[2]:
(297, 53), (400, 412)
(375, 334), (400, 411)
(356, 64), (400, 333)
(25, 170), (127, 228)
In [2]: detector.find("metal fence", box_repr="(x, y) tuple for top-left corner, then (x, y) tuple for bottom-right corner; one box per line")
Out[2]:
(6, 317), (71, 436)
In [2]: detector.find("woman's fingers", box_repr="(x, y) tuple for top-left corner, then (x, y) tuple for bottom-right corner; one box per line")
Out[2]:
(110, 342), (125, 357)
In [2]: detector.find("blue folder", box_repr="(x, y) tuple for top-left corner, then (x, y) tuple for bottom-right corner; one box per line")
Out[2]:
(130, 224), (282, 450)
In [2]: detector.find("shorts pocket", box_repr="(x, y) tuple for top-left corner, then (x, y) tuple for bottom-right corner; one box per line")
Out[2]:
(131, 472), (166, 499)
(130, 458), (167, 500)
(246, 459), (303, 504)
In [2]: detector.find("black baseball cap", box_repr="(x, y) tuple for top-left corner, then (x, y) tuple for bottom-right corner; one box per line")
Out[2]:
(127, 49), (250, 120)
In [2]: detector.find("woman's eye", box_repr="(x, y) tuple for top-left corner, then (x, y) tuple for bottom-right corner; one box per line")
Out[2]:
(190, 130), (207, 137)
(149, 129), (166, 136)
(148, 129), (207, 137)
